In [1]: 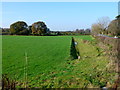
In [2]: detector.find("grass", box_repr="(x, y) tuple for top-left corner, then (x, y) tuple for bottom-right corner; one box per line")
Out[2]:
(74, 38), (116, 87)
(2, 36), (72, 79)
(74, 35), (93, 41)
(2, 35), (116, 88)
(28, 37), (115, 88)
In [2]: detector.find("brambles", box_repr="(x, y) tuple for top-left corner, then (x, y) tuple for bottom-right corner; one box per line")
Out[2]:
(2, 74), (16, 89)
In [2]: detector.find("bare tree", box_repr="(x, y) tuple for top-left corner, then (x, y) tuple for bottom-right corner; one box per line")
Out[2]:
(97, 17), (110, 31)
(98, 17), (110, 34)
(91, 23), (101, 35)
(91, 17), (110, 35)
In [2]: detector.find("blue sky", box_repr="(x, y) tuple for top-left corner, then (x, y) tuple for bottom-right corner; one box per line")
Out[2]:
(2, 2), (118, 31)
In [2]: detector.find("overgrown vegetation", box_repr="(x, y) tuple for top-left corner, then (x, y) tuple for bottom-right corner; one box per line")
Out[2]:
(2, 74), (16, 89)
(95, 36), (120, 88)
(74, 38), (117, 88)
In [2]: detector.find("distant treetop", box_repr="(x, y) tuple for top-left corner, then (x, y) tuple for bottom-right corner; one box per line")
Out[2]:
(116, 15), (120, 19)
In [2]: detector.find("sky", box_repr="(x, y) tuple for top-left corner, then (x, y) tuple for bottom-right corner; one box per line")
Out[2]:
(2, 2), (118, 31)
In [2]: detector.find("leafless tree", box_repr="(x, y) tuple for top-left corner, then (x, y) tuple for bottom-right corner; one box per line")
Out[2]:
(91, 23), (101, 35)
(91, 17), (110, 35)
(97, 16), (110, 30)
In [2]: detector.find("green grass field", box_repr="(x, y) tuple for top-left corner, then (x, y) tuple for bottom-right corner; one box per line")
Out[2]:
(2, 36), (72, 78)
(2, 35), (116, 88)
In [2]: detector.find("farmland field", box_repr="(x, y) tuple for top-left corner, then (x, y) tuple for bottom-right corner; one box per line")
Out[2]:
(2, 36), (91, 84)
(2, 36), (72, 77)
(2, 35), (115, 88)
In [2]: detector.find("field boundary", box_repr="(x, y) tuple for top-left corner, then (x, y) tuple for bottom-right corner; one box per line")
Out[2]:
(70, 37), (78, 60)
(96, 36), (120, 88)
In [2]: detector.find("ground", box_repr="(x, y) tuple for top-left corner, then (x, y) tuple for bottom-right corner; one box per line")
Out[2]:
(2, 35), (116, 88)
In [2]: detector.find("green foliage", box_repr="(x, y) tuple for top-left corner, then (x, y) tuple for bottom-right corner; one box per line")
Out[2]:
(31, 21), (48, 35)
(10, 21), (29, 35)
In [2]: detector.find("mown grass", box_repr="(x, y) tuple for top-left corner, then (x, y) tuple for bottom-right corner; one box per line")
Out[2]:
(2, 35), (115, 88)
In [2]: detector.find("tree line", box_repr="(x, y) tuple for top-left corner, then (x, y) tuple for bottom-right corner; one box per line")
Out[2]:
(3, 15), (119, 36)
(2, 21), (91, 36)
(9, 21), (50, 35)
(91, 15), (120, 37)
(49, 29), (91, 36)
